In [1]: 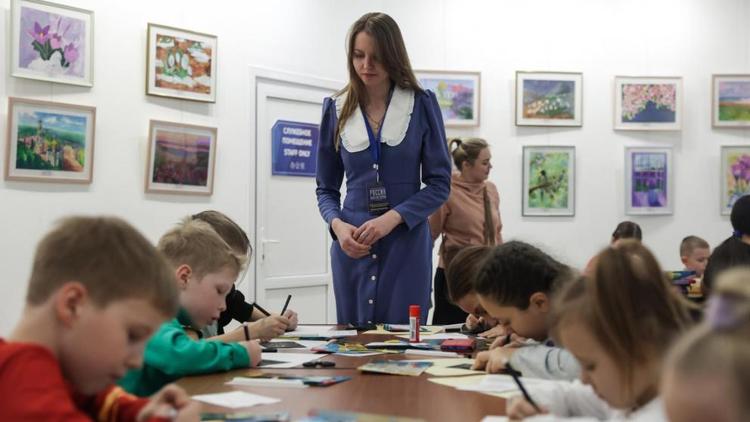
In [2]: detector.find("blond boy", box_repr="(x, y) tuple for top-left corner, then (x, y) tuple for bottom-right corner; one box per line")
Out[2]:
(680, 235), (711, 278)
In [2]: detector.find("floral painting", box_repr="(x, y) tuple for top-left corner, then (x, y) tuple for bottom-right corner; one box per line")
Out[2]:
(522, 146), (575, 216)
(721, 147), (750, 215)
(615, 77), (682, 130)
(516, 72), (583, 126)
(147, 24), (217, 102)
(416, 71), (480, 126)
(713, 75), (750, 127)
(11, 0), (93, 86)
(625, 148), (673, 215)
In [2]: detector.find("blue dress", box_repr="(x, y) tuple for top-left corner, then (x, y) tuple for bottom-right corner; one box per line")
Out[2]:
(315, 87), (451, 324)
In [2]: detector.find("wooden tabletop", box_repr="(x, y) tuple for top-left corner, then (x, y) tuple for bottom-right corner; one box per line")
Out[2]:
(177, 331), (506, 421)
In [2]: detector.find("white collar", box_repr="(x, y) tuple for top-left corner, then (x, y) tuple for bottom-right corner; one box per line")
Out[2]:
(335, 86), (415, 153)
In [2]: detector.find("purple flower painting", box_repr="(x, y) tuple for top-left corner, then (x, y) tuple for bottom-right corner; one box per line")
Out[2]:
(631, 152), (668, 208)
(723, 149), (750, 212)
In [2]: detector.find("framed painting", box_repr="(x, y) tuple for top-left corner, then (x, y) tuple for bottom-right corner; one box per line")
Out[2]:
(515, 71), (583, 126)
(145, 120), (217, 195)
(5, 97), (96, 183)
(146, 23), (217, 102)
(415, 70), (480, 127)
(614, 76), (682, 131)
(625, 147), (673, 215)
(522, 146), (575, 216)
(11, 0), (94, 86)
(713, 75), (750, 128)
(720, 146), (750, 215)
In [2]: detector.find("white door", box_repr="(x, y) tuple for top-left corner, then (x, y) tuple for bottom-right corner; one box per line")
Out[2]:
(252, 68), (341, 323)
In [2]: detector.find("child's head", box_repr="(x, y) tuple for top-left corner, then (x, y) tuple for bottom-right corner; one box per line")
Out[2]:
(611, 220), (642, 245)
(730, 195), (750, 237)
(552, 240), (692, 410)
(679, 235), (710, 277)
(445, 245), (493, 319)
(26, 216), (178, 395)
(662, 268), (750, 422)
(191, 210), (252, 257)
(158, 218), (247, 328)
(474, 241), (569, 340)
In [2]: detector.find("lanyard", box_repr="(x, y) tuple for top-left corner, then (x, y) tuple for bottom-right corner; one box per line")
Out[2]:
(361, 85), (395, 183)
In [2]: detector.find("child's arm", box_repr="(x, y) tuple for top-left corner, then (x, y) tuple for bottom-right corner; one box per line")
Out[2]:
(509, 344), (581, 381)
(511, 380), (613, 419)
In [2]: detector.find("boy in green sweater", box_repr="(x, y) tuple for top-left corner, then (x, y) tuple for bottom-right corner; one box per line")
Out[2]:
(119, 218), (262, 396)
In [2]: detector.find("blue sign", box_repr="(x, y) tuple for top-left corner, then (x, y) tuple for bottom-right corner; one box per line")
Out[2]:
(271, 120), (319, 177)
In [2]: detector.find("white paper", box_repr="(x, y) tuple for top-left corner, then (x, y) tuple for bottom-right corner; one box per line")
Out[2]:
(192, 391), (280, 408)
(458, 374), (556, 393)
(281, 329), (357, 338)
(226, 377), (308, 389)
(333, 351), (385, 357)
(259, 352), (323, 368)
(288, 325), (334, 333)
(267, 339), (328, 349)
(405, 349), (460, 357)
(412, 333), (469, 340)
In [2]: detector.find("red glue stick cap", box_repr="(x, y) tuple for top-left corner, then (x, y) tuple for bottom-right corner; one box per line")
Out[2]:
(409, 305), (420, 317)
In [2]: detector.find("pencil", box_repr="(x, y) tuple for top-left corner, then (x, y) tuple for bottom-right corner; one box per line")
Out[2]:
(253, 302), (271, 317)
(506, 362), (541, 412)
(280, 294), (292, 316)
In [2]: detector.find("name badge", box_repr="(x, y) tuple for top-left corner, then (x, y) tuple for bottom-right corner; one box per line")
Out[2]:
(368, 183), (390, 215)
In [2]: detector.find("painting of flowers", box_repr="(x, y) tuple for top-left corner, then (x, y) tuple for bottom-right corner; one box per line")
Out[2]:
(147, 24), (218, 102)
(6, 97), (96, 183)
(713, 75), (750, 128)
(522, 146), (575, 216)
(416, 71), (480, 127)
(11, 0), (93, 86)
(721, 147), (750, 215)
(625, 147), (673, 215)
(146, 121), (217, 195)
(615, 77), (682, 130)
(516, 72), (583, 127)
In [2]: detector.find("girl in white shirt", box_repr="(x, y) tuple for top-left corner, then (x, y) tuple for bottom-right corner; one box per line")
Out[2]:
(507, 240), (694, 421)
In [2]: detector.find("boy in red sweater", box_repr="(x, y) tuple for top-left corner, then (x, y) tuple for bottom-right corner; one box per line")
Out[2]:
(0, 216), (199, 421)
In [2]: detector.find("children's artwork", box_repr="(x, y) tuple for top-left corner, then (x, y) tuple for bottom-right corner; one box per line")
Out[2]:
(515, 71), (583, 126)
(147, 23), (217, 102)
(5, 97), (96, 183)
(415, 70), (480, 127)
(624, 147), (673, 215)
(522, 146), (575, 216)
(614, 77), (682, 130)
(713, 75), (750, 127)
(11, 0), (94, 86)
(145, 120), (217, 195)
(357, 360), (433, 376)
(720, 146), (750, 215)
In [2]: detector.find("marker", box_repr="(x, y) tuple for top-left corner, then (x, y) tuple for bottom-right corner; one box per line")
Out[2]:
(253, 302), (272, 317)
(506, 362), (541, 412)
(280, 295), (292, 316)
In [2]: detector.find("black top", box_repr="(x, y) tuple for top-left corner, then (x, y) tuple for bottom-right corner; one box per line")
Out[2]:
(217, 285), (255, 334)
(702, 236), (750, 295)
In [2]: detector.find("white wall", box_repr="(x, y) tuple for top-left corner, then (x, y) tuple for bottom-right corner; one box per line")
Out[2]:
(1, 0), (748, 334)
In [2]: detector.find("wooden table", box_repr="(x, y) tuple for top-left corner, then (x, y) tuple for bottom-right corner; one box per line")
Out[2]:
(177, 331), (506, 421)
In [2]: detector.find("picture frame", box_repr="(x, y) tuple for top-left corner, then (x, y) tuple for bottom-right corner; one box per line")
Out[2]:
(515, 71), (583, 127)
(11, 0), (94, 86)
(145, 120), (217, 195)
(614, 76), (682, 131)
(415, 70), (480, 127)
(522, 146), (575, 216)
(624, 147), (673, 215)
(712, 74), (750, 128)
(720, 146), (750, 215)
(5, 97), (96, 183)
(146, 23), (218, 102)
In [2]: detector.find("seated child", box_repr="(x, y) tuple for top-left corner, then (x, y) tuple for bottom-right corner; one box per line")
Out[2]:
(445, 245), (504, 338)
(583, 221), (642, 275)
(191, 210), (298, 341)
(661, 267), (750, 422)
(508, 240), (693, 421)
(704, 195), (750, 294)
(679, 235), (710, 278)
(118, 218), (262, 396)
(471, 241), (580, 381)
(0, 216), (199, 421)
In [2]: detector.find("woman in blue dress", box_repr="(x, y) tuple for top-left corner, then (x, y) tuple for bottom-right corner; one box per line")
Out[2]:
(315, 12), (451, 325)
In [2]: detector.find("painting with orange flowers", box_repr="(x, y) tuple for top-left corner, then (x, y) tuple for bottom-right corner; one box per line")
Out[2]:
(146, 23), (217, 102)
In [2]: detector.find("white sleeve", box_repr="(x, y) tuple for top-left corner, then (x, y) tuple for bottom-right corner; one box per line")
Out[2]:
(525, 380), (614, 419)
(508, 344), (581, 381)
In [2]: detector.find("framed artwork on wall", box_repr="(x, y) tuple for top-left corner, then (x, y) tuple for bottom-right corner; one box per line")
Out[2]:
(146, 23), (217, 102)
(5, 97), (96, 183)
(720, 146), (750, 215)
(145, 120), (217, 195)
(713, 75), (750, 128)
(415, 70), (480, 127)
(11, 0), (94, 86)
(515, 71), (583, 127)
(624, 147), (673, 215)
(614, 76), (682, 131)
(522, 146), (575, 216)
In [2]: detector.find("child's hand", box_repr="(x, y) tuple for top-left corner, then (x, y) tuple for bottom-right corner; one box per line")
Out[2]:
(489, 331), (528, 349)
(465, 314), (480, 330)
(507, 395), (549, 420)
(243, 340), (263, 367)
(478, 324), (506, 339)
(283, 309), (298, 330)
(138, 384), (201, 422)
(249, 315), (290, 341)
(472, 347), (518, 373)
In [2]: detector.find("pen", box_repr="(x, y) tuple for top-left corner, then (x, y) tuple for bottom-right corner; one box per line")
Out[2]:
(254, 302), (272, 317)
(280, 294), (292, 316)
(506, 362), (541, 412)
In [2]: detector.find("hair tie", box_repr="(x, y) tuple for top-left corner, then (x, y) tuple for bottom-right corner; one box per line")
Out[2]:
(706, 294), (742, 331)
(733, 230), (743, 238)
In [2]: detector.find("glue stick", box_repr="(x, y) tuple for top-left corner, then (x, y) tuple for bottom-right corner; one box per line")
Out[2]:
(409, 305), (420, 342)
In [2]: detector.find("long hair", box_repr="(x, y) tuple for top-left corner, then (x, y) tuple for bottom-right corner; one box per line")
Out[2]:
(334, 12), (422, 150)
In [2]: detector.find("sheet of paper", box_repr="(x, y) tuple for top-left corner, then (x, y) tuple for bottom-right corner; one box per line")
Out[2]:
(419, 358), (484, 376)
(258, 352), (322, 368)
(427, 374), (488, 388)
(404, 349), (460, 358)
(268, 339), (328, 349)
(287, 325), (334, 333)
(363, 325), (445, 335)
(334, 351), (385, 357)
(280, 329), (357, 338)
(457, 374), (557, 394)
(192, 391), (280, 408)
(226, 377), (308, 389)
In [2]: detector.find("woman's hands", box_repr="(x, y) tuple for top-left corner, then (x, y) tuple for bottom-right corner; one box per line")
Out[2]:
(332, 211), (403, 258)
